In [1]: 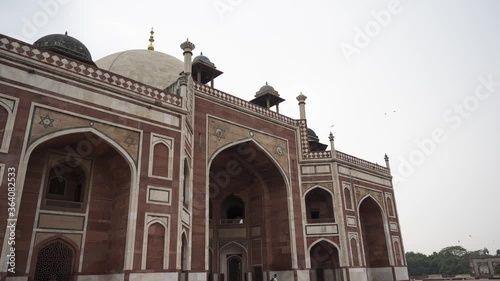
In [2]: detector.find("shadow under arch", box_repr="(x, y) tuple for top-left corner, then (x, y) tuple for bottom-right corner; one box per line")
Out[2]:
(303, 185), (336, 224)
(25, 127), (136, 169)
(207, 138), (289, 185)
(207, 139), (297, 271)
(356, 194), (386, 216)
(357, 195), (393, 268)
(303, 185), (334, 197)
(9, 127), (139, 271)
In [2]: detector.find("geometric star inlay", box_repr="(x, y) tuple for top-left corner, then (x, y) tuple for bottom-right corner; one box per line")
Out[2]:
(213, 126), (225, 141)
(38, 114), (55, 128)
(123, 134), (135, 147)
(275, 145), (284, 156)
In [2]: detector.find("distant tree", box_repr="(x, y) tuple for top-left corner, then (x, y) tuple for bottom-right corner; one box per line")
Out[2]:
(437, 246), (470, 275)
(406, 252), (432, 276)
(428, 252), (441, 274)
(440, 246), (468, 257)
(407, 246), (497, 277)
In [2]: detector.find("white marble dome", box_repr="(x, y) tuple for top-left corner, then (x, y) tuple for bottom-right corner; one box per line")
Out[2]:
(96, 50), (184, 89)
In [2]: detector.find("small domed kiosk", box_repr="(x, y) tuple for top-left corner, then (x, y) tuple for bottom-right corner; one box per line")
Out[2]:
(34, 33), (96, 66)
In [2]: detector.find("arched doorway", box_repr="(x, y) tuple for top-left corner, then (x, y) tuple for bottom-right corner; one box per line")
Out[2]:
(227, 255), (243, 281)
(34, 239), (75, 281)
(219, 243), (247, 281)
(359, 196), (390, 268)
(18, 131), (134, 275)
(309, 240), (341, 281)
(208, 141), (290, 279)
(305, 187), (335, 223)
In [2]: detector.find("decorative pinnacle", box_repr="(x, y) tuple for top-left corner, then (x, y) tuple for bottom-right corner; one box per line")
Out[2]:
(296, 91), (307, 102)
(384, 154), (389, 161)
(148, 27), (155, 51)
(180, 38), (195, 51)
(329, 132), (334, 142)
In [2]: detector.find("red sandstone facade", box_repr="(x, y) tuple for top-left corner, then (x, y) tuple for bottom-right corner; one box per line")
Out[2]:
(0, 33), (408, 281)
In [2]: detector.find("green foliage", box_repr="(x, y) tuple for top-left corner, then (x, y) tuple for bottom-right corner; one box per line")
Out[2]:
(406, 252), (432, 276)
(406, 246), (494, 277)
(496, 249), (500, 256)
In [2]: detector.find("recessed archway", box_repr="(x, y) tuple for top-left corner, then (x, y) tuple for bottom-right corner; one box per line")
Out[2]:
(219, 242), (247, 281)
(308, 239), (341, 281)
(15, 129), (136, 274)
(359, 196), (390, 268)
(304, 187), (335, 223)
(208, 140), (292, 275)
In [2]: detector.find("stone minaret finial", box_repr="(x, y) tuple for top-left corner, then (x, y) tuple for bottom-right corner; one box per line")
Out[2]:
(180, 38), (195, 74)
(296, 92), (307, 119)
(147, 28), (155, 51)
(329, 131), (336, 158)
(384, 153), (391, 171)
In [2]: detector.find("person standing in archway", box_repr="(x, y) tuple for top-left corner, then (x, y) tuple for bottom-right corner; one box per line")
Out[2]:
(270, 274), (277, 281)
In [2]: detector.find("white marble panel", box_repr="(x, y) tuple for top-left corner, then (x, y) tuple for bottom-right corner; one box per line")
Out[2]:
(189, 272), (207, 281)
(301, 166), (315, 174)
(339, 166), (392, 187)
(182, 208), (190, 225)
(305, 224), (338, 235)
(390, 222), (398, 232)
(349, 268), (368, 281)
(315, 165), (331, 173)
(347, 216), (357, 227)
(78, 274), (124, 281)
(394, 267), (409, 281)
(296, 270), (310, 281)
(147, 186), (172, 205)
(129, 273), (177, 281)
(367, 267), (393, 281)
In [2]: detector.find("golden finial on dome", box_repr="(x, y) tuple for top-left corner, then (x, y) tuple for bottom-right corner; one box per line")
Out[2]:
(147, 27), (155, 51)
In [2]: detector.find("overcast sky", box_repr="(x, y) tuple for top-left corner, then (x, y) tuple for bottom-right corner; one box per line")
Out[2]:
(1, 0), (499, 255)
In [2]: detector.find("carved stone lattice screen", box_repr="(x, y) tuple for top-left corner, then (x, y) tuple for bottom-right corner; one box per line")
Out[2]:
(34, 241), (73, 281)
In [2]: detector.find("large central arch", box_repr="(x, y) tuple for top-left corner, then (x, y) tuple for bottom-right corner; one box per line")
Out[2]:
(207, 140), (294, 281)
